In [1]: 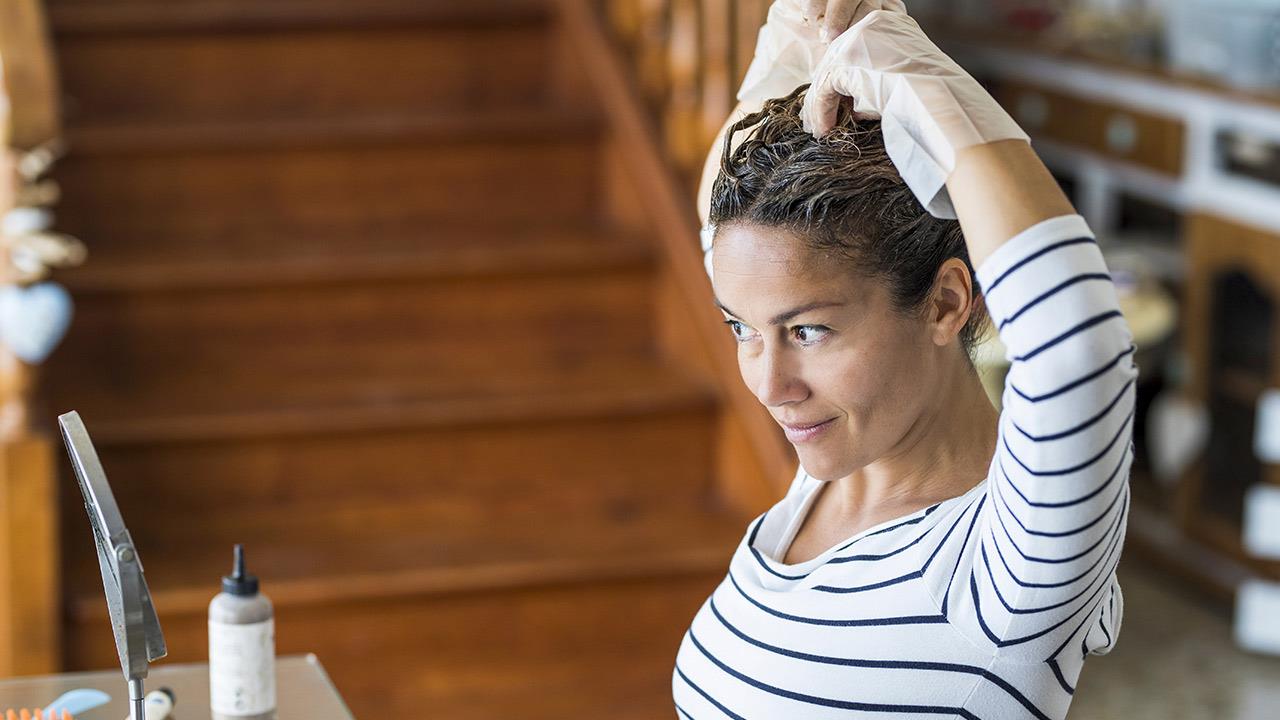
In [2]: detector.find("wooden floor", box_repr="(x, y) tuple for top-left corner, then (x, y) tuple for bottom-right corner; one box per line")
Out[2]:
(1074, 559), (1280, 719)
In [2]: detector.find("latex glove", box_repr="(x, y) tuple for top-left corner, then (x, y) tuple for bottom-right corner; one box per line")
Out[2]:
(737, 0), (905, 104)
(801, 10), (1029, 218)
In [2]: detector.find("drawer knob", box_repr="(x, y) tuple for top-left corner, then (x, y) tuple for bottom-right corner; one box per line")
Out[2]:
(1016, 92), (1049, 130)
(1106, 114), (1139, 154)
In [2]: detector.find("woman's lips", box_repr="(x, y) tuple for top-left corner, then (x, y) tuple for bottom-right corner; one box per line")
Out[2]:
(780, 417), (836, 443)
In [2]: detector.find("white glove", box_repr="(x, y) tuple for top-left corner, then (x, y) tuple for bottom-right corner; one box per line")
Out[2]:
(737, 0), (906, 104)
(800, 10), (1029, 218)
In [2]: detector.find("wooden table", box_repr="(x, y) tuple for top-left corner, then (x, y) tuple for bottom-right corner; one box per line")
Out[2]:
(0, 655), (355, 719)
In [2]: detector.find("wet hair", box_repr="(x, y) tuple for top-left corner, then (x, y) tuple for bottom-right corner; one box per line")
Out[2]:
(709, 85), (989, 357)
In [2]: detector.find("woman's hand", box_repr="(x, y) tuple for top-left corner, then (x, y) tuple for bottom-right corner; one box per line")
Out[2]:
(804, 0), (906, 42)
(706, 0), (909, 225)
(799, 10), (1029, 218)
(737, 0), (905, 104)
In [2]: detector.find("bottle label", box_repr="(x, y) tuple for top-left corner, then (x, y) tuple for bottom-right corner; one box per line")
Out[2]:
(209, 618), (276, 715)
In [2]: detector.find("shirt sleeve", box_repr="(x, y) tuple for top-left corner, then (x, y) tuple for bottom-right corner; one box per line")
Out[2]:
(940, 215), (1136, 663)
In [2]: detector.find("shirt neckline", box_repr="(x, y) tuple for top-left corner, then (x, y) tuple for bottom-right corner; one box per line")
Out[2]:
(762, 476), (988, 573)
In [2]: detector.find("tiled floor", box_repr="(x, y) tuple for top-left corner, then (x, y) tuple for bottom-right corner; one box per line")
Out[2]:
(1071, 561), (1280, 719)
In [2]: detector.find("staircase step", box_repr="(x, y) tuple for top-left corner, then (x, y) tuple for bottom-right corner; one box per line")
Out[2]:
(55, 16), (552, 124)
(46, 243), (677, 439)
(60, 224), (644, 292)
(54, 357), (712, 444)
(66, 504), (740, 618)
(49, 0), (549, 35)
(54, 125), (601, 244)
(67, 574), (721, 718)
(65, 108), (598, 156)
(66, 394), (718, 550)
(59, 385), (723, 599)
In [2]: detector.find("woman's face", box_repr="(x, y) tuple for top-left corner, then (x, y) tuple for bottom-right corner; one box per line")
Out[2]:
(711, 223), (941, 482)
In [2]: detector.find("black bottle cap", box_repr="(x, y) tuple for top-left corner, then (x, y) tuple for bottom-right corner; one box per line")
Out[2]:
(221, 544), (259, 596)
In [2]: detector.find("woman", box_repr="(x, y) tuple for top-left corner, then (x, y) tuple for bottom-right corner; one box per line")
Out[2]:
(673, 5), (1136, 719)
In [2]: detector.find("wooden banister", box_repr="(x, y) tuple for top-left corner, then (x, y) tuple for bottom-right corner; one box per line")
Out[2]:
(567, 0), (794, 512)
(605, 0), (768, 188)
(0, 0), (65, 676)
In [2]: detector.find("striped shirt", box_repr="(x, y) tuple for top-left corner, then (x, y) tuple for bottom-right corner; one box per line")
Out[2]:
(674, 215), (1135, 719)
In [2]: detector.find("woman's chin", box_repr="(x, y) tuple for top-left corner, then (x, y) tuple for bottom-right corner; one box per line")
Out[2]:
(795, 449), (854, 483)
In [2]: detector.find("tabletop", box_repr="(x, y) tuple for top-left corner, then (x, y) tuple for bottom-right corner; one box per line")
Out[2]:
(0, 655), (355, 720)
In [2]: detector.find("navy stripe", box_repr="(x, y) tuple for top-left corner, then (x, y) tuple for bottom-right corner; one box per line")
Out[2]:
(982, 237), (1096, 293)
(830, 523), (932, 563)
(812, 569), (922, 594)
(745, 512), (768, 546)
(749, 546), (813, 581)
(979, 516), (1124, 617)
(971, 572), (1066, 648)
(1013, 378), (1134, 442)
(1001, 411), (1133, 478)
(1047, 659), (1075, 695)
(942, 497), (987, 612)
(675, 663), (746, 720)
(748, 505), (940, 580)
(988, 494), (1126, 591)
(750, 525), (935, 582)
(707, 597), (1053, 720)
(1011, 345), (1135, 403)
(991, 486), (1126, 565)
(674, 702), (696, 720)
(832, 504), (941, 551)
(998, 273), (1112, 330)
(728, 571), (946, 627)
(997, 444), (1127, 509)
(995, 466), (1127, 538)
(687, 630), (982, 718)
(1049, 566), (1125, 661)
(970, 549), (1118, 651)
(984, 500), (1127, 657)
(981, 545), (1097, 616)
(1014, 311), (1124, 363)
(817, 496), (978, 594)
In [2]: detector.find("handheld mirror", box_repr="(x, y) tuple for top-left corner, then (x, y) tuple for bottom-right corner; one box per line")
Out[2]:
(58, 410), (167, 720)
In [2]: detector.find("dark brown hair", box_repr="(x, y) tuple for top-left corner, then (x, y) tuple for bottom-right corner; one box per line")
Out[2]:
(709, 85), (989, 357)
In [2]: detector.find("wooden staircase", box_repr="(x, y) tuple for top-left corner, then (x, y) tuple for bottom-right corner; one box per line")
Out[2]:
(36, 0), (791, 716)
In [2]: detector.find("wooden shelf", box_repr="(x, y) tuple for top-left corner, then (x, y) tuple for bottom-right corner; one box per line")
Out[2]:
(923, 15), (1280, 112)
(1214, 366), (1269, 407)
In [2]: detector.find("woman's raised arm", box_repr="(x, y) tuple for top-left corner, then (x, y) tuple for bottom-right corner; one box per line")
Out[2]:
(801, 8), (1137, 667)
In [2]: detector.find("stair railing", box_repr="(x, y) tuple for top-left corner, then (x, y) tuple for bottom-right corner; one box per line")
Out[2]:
(562, 0), (795, 513)
(605, 0), (769, 187)
(0, 0), (84, 675)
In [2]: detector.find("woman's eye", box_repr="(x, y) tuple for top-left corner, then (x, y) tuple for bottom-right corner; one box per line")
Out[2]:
(792, 325), (830, 345)
(724, 319), (756, 342)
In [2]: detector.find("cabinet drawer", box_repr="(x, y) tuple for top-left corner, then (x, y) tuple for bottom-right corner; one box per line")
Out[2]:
(995, 79), (1186, 177)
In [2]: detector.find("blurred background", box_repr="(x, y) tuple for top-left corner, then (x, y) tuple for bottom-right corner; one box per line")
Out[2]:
(1, 0), (1279, 717)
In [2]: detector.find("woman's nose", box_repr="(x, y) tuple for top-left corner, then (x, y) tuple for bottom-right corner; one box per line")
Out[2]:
(751, 344), (808, 407)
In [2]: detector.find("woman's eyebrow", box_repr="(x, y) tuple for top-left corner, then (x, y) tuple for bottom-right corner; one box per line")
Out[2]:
(713, 299), (846, 326)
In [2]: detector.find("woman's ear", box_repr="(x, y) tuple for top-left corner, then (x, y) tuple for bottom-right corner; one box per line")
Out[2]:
(927, 258), (975, 346)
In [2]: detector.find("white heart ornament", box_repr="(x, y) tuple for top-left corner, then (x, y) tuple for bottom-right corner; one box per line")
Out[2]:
(0, 281), (73, 363)
(2, 206), (54, 235)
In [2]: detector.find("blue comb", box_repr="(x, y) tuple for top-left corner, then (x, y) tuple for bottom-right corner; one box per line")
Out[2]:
(42, 688), (112, 718)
